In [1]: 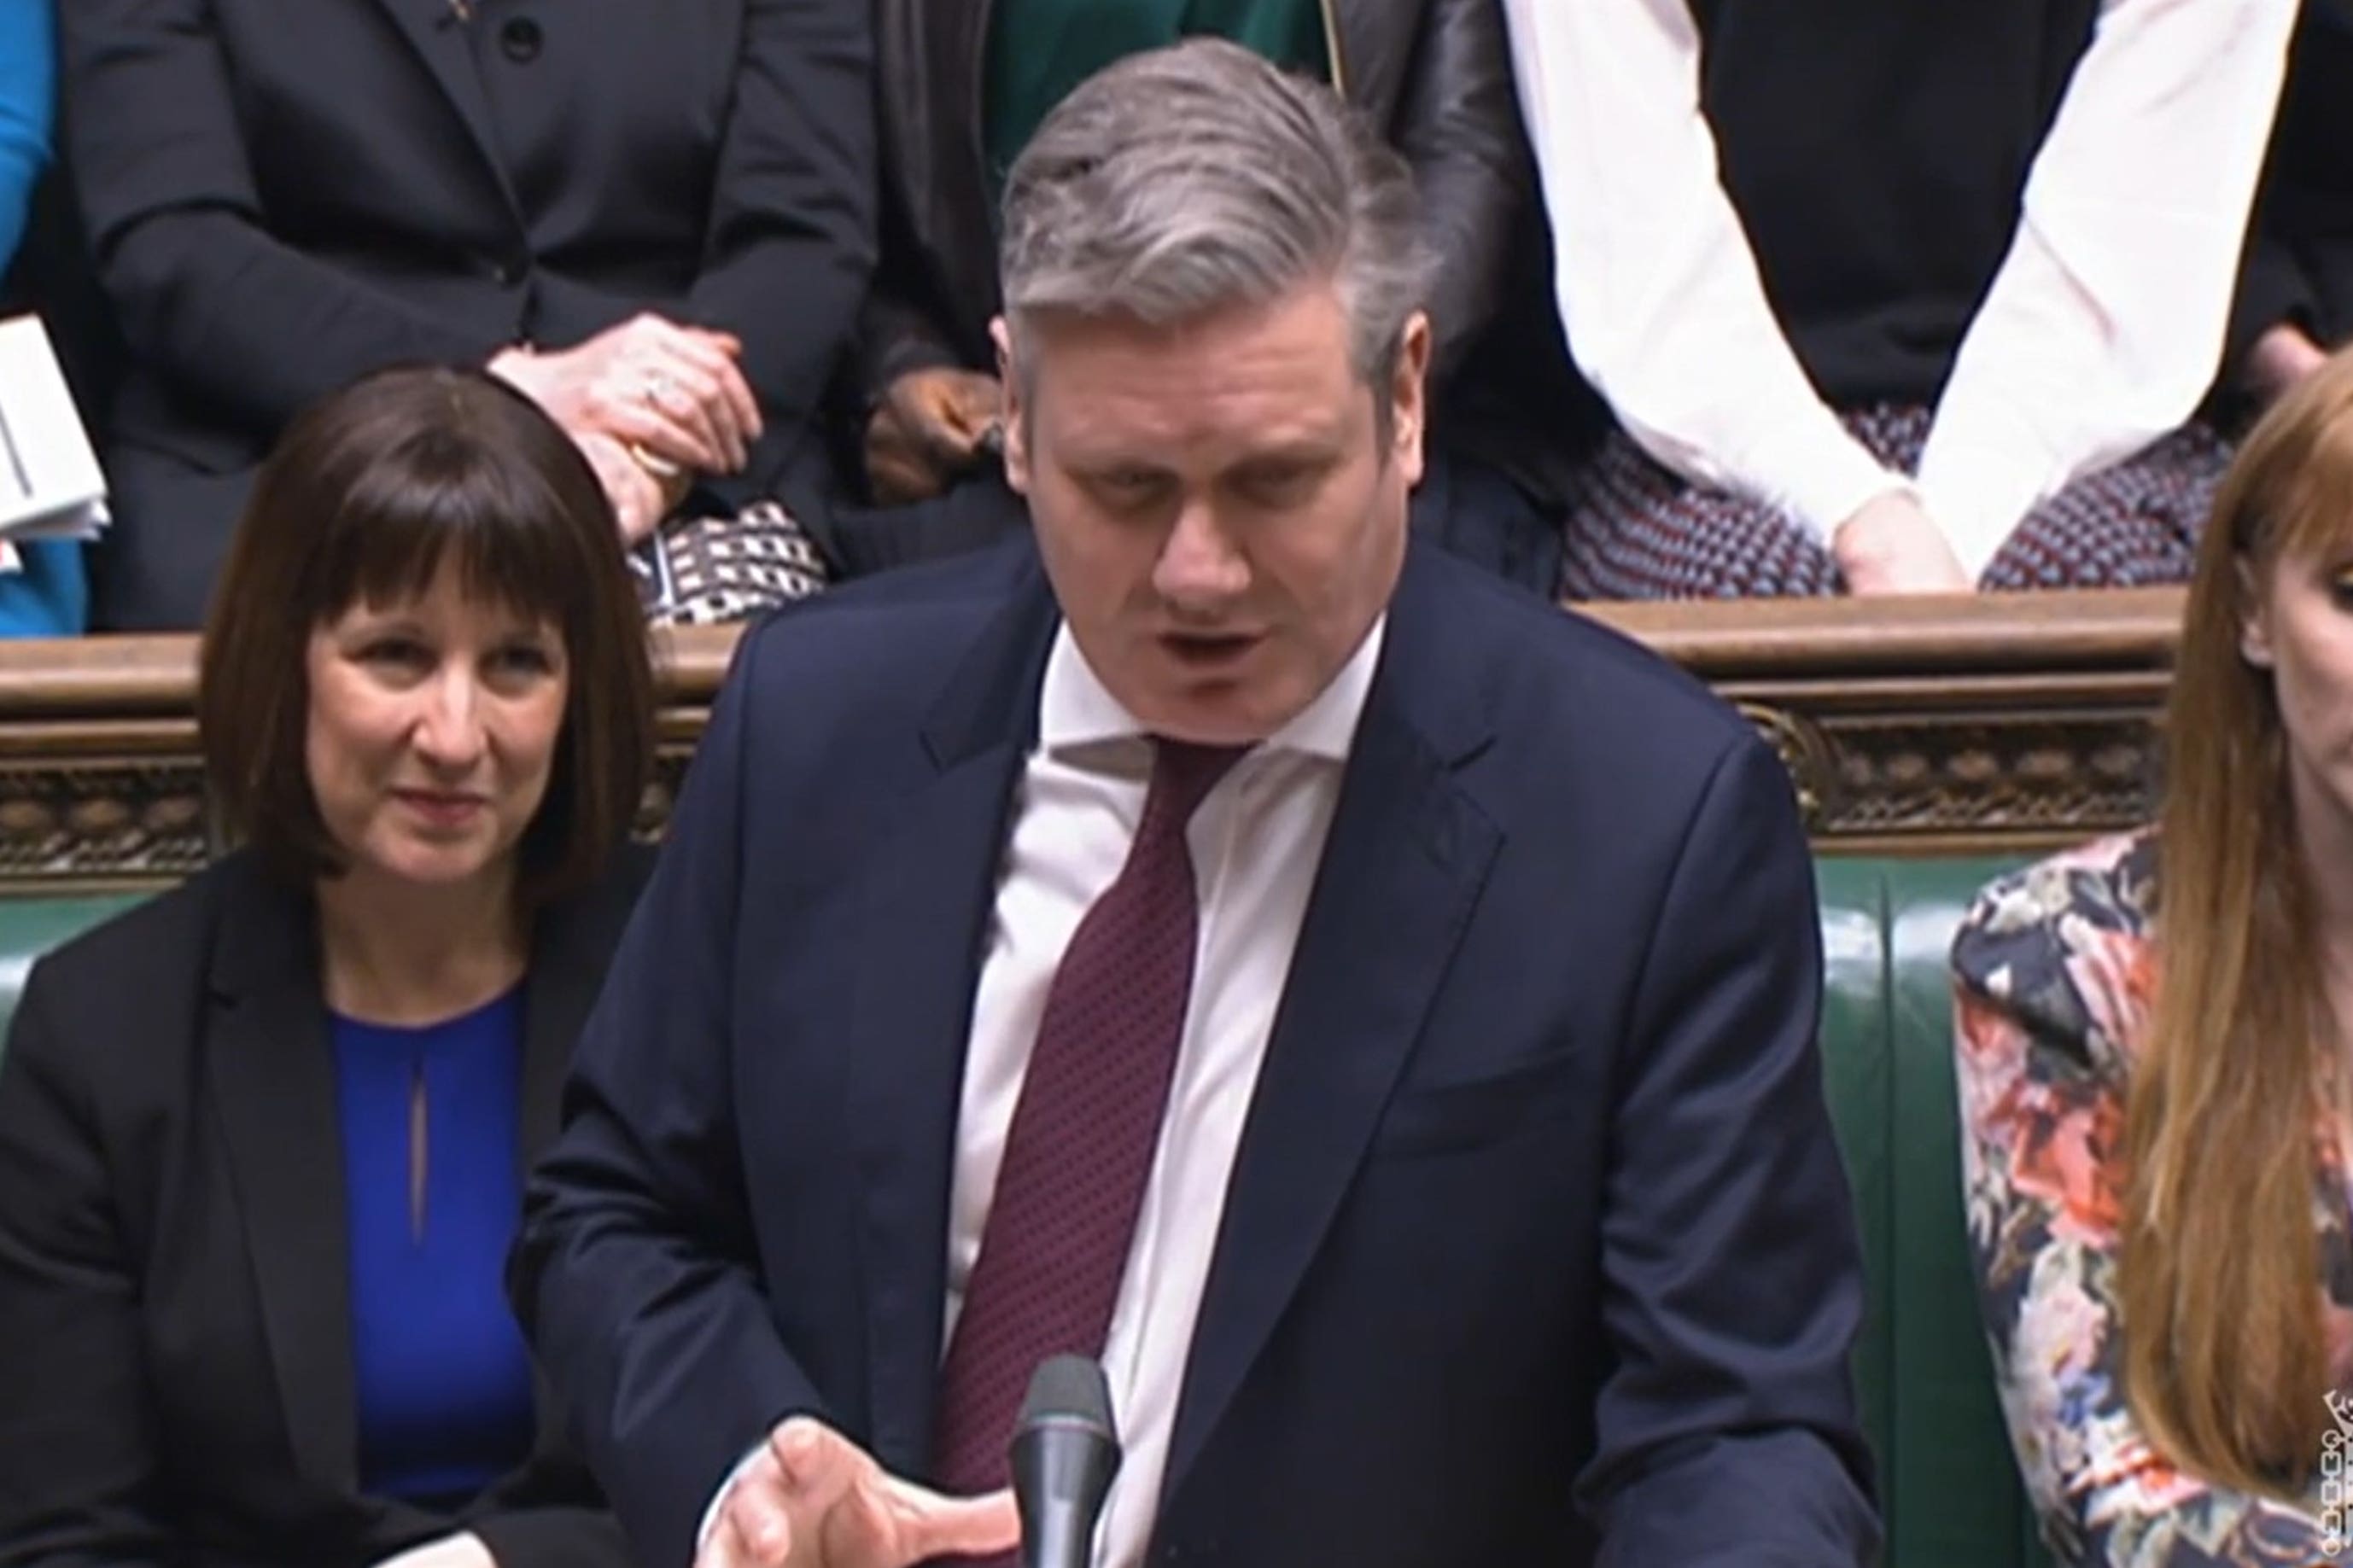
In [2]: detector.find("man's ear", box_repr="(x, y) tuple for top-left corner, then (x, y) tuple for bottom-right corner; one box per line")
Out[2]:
(991, 316), (1029, 496)
(1389, 310), (1431, 489)
(2239, 556), (2276, 668)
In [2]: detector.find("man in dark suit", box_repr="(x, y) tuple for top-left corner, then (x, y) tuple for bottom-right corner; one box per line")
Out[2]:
(511, 39), (1877, 1568)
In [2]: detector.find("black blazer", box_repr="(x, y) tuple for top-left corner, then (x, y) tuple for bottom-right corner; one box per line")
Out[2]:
(0, 847), (652, 1568)
(856, 0), (1526, 413)
(58, 0), (876, 629)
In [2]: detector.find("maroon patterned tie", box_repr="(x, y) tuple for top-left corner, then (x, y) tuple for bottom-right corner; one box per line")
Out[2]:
(929, 738), (1246, 1520)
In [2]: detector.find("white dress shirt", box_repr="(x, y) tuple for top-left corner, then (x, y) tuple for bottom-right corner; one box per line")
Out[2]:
(1502, 0), (2295, 580)
(694, 619), (1384, 1564)
(949, 616), (1383, 1567)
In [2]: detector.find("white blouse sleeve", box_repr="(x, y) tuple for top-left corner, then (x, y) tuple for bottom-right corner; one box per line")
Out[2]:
(1499, 0), (1912, 545)
(1915, 0), (2297, 581)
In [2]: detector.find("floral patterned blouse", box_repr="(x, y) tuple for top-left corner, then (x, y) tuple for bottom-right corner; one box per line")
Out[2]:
(1952, 831), (2353, 1566)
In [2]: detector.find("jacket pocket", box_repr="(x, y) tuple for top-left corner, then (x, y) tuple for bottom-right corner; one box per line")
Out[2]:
(1369, 1050), (1585, 1158)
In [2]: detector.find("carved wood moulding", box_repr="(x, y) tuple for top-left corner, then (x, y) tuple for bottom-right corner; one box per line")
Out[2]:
(1606, 589), (2181, 854)
(0, 590), (2185, 884)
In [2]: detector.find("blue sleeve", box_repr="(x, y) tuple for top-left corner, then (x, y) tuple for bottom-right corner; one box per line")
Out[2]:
(0, 0), (54, 272)
(0, 543), (89, 638)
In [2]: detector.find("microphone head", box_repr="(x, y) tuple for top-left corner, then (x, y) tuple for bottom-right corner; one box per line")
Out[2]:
(1019, 1354), (1115, 1441)
(1012, 1356), (1121, 1568)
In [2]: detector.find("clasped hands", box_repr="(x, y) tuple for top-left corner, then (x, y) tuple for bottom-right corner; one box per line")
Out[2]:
(491, 313), (763, 545)
(700, 1417), (1019, 1568)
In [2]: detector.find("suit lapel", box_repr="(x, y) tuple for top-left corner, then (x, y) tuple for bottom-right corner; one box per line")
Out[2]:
(368, 0), (525, 223)
(848, 574), (1058, 1478)
(515, 854), (645, 1454)
(203, 860), (362, 1494)
(1164, 548), (1502, 1495)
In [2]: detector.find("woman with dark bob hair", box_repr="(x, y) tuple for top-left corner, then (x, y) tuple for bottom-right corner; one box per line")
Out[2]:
(1952, 346), (2353, 1564)
(0, 364), (656, 1568)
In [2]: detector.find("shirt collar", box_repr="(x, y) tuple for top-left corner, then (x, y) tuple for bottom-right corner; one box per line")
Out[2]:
(1038, 615), (1387, 766)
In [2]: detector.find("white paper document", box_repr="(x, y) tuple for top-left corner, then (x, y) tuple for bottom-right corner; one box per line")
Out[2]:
(0, 314), (110, 553)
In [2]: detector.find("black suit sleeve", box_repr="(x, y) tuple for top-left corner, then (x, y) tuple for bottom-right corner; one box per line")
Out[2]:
(681, 0), (877, 497)
(510, 618), (828, 1568)
(2224, 96), (2323, 386)
(464, 1405), (635, 1568)
(846, 270), (967, 428)
(1389, 0), (1527, 384)
(2226, 228), (2320, 393)
(1579, 736), (1881, 1566)
(57, 0), (494, 438)
(0, 965), (175, 1568)
(466, 1501), (632, 1568)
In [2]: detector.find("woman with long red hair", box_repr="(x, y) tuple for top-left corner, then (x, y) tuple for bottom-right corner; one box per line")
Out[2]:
(1953, 348), (2353, 1564)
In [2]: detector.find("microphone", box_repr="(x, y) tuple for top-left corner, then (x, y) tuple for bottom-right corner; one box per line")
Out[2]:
(1009, 1356), (1121, 1568)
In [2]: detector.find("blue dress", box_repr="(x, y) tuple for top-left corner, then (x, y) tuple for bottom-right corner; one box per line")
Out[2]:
(332, 986), (537, 1503)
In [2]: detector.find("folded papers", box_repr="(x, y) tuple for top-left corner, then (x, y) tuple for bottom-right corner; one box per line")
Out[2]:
(0, 314), (109, 571)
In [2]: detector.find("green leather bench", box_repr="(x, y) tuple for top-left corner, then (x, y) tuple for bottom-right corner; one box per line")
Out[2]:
(1820, 854), (2051, 1567)
(0, 863), (2049, 1567)
(0, 894), (143, 1040)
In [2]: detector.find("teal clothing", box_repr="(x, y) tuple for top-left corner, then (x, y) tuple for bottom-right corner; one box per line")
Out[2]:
(983, 0), (1328, 196)
(0, 543), (89, 638)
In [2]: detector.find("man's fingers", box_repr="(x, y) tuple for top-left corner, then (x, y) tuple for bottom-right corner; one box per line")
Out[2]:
(696, 1514), (741, 1568)
(939, 376), (1003, 444)
(924, 373), (1002, 440)
(889, 1481), (1022, 1560)
(768, 1416), (868, 1521)
(715, 1491), (795, 1568)
(866, 411), (948, 503)
(909, 395), (986, 466)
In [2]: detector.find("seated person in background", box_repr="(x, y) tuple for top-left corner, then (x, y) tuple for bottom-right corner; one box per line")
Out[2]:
(0, 367), (657, 1568)
(841, 0), (1558, 592)
(0, 0), (90, 637)
(2238, 0), (2353, 406)
(1504, 0), (2298, 598)
(512, 41), (1876, 1568)
(58, 0), (872, 631)
(1952, 348), (2353, 1565)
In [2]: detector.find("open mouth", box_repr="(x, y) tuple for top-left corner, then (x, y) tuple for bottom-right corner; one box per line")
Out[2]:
(1161, 631), (1260, 667)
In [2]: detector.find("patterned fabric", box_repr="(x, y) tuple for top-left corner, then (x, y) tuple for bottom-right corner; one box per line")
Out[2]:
(1950, 831), (2353, 1566)
(930, 741), (1245, 1518)
(1559, 405), (2233, 600)
(628, 498), (829, 627)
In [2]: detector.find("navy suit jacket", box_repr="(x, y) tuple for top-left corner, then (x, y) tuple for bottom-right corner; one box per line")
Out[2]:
(512, 539), (1880, 1567)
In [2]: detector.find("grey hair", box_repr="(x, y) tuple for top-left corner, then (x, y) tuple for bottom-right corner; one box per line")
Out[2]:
(997, 37), (1436, 393)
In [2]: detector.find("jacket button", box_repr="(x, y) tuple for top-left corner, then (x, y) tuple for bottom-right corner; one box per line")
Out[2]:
(500, 16), (542, 61)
